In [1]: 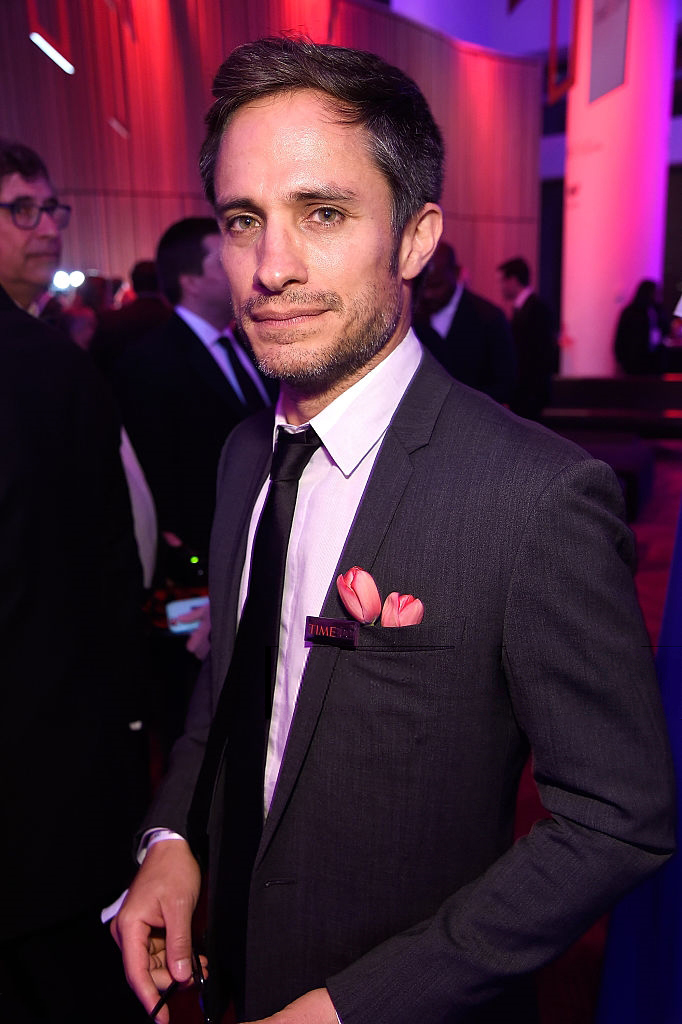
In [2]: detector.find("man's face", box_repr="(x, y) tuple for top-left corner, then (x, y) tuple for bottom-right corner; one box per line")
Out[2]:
(498, 273), (520, 304)
(196, 232), (233, 320)
(417, 243), (458, 317)
(213, 89), (414, 394)
(0, 173), (62, 307)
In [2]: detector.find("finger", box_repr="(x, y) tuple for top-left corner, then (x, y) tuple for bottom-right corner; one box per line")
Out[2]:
(114, 916), (172, 1021)
(185, 628), (210, 659)
(162, 893), (195, 984)
(149, 980), (178, 1024)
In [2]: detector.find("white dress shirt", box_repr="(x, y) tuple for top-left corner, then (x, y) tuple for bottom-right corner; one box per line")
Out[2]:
(512, 285), (533, 311)
(236, 331), (423, 813)
(430, 278), (464, 339)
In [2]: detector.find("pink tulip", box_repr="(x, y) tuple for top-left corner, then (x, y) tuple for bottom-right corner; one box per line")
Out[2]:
(381, 591), (425, 628)
(336, 567), (382, 624)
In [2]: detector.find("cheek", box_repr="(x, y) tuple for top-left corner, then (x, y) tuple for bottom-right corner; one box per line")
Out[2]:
(223, 250), (254, 298)
(314, 230), (391, 286)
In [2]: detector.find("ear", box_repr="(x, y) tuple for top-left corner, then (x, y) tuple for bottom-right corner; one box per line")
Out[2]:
(179, 271), (200, 300)
(399, 204), (443, 282)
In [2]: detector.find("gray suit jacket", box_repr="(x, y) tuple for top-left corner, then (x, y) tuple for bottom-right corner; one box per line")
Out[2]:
(145, 350), (675, 1023)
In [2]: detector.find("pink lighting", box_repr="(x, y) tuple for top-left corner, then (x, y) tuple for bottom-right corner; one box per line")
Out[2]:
(561, 0), (675, 376)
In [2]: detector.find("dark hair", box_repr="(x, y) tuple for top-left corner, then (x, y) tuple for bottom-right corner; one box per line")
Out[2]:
(633, 279), (657, 306)
(200, 37), (444, 242)
(155, 217), (220, 305)
(130, 260), (160, 295)
(497, 257), (530, 288)
(0, 139), (50, 184)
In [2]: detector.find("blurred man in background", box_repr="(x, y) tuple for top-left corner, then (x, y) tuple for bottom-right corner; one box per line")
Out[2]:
(0, 138), (148, 1022)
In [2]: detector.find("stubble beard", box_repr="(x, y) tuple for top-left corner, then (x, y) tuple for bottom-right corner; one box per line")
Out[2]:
(237, 278), (404, 396)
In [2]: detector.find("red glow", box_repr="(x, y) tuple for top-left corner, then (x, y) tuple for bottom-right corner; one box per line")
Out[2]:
(25, 0), (73, 69)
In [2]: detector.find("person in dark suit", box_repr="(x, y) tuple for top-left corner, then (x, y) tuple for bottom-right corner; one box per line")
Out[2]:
(614, 279), (668, 375)
(498, 257), (559, 420)
(111, 40), (675, 1024)
(0, 140), (148, 1022)
(117, 217), (272, 565)
(413, 240), (517, 403)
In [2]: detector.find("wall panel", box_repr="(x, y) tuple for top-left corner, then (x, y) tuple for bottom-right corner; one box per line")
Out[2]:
(1, 0), (540, 300)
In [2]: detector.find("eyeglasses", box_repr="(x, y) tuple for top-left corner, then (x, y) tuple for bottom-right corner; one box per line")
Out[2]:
(149, 948), (213, 1023)
(0, 197), (71, 230)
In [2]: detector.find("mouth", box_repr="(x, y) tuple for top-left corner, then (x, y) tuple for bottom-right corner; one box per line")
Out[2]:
(249, 308), (329, 329)
(251, 307), (328, 320)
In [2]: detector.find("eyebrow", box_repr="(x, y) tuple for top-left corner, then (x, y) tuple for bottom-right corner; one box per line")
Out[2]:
(215, 186), (360, 218)
(9, 194), (58, 204)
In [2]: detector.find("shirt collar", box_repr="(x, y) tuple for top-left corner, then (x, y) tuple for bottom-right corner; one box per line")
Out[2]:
(430, 278), (464, 337)
(513, 286), (533, 310)
(175, 305), (229, 347)
(274, 329), (423, 477)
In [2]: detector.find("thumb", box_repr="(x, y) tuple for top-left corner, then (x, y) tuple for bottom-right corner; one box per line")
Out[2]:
(163, 905), (194, 983)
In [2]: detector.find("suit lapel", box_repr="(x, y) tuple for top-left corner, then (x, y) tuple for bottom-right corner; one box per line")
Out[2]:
(175, 315), (246, 416)
(259, 353), (453, 857)
(209, 413), (274, 694)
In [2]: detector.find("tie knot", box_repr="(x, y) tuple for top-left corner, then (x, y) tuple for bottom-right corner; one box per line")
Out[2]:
(270, 426), (321, 482)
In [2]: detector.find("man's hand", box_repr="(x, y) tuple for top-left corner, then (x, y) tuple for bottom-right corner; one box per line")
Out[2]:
(175, 600), (211, 660)
(243, 988), (338, 1024)
(110, 838), (201, 1022)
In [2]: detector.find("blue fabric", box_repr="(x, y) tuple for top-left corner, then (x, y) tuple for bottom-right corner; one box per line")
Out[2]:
(596, 503), (682, 1023)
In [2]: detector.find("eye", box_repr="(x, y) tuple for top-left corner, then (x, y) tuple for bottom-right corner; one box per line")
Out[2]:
(225, 213), (260, 234)
(13, 199), (38, 216)
(310, 207), (344, 225)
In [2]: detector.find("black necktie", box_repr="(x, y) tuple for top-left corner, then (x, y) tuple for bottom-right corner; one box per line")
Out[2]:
(217, 334), (267, 411)
(188, 425), (322, 850)
(189, 425), (321, 1014)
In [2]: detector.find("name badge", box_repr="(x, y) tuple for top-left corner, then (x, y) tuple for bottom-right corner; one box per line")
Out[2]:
(305, 615), (359, 649)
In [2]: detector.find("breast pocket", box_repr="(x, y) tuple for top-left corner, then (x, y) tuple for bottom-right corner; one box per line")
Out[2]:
(325, 619), (469, 771)
(353, 620), (465, 651)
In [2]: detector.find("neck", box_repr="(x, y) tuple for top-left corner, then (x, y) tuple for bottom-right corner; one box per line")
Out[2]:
(281, 381), (352, 426)
(280, 323), (408, 426)
(3, 280), (41, 310)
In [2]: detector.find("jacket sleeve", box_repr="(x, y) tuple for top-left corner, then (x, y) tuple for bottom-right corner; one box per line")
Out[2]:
(327, 457), (675, 1024)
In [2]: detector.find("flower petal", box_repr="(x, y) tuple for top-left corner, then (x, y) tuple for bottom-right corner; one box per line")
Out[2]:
(381, 592), (424, 627)
(336, 567), (382, 624)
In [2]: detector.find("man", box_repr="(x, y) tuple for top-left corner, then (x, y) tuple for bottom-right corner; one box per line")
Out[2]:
(497, 256), (558, 420)
(0, 140), (148, 1021)
(613, 279), (668, 375)
(118, 217), (272, 565)
(112, 40), (675, 1024)
(413, 240), (517, 403)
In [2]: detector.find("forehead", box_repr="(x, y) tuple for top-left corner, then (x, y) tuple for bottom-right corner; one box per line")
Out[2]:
(0, 173), (54, 203)
(214, 89), (388, 203)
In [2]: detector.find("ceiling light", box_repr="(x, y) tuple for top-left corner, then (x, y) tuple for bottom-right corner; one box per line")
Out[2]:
(30, 32), (75, 75)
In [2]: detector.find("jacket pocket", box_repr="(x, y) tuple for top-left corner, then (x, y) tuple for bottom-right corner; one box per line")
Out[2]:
(352, 619), (465, 651)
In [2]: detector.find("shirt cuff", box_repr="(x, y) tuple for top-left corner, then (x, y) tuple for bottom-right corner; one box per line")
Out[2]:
(99, 830), (185, 924)
(137, 827), (185, 863)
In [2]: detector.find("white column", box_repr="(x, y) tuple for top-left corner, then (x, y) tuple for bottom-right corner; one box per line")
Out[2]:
(561, 0), (675, 376)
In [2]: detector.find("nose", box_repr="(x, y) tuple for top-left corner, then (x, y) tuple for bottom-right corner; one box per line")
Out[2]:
(254, 222), (307, 293)
(36, 207), (61, 237)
